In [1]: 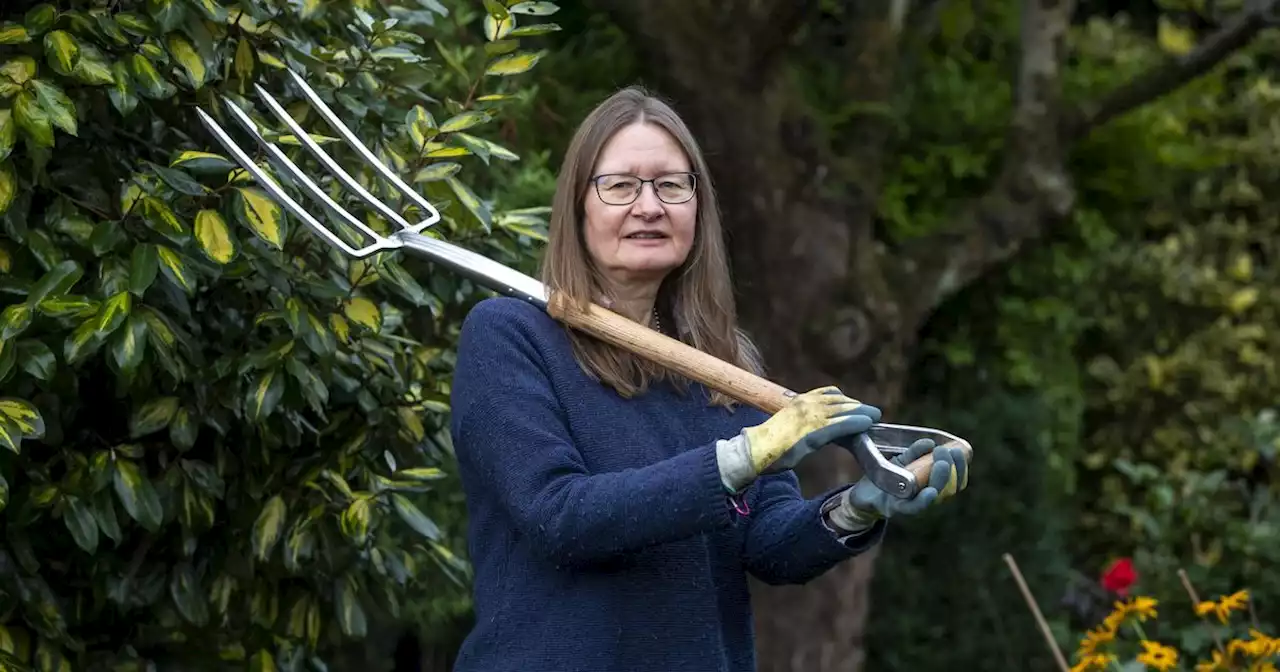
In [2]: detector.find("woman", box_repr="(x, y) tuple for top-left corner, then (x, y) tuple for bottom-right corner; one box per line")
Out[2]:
(448, 87), (969, 672)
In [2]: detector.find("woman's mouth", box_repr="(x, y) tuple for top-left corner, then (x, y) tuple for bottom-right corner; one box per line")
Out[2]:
(624, 231), (667, 240)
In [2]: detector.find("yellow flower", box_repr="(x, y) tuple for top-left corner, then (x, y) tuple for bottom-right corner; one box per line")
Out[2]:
(1200, 590), (1251, 625)
(1196, 650), (1229, 672)
(1071, 653), (1117, 672)
(1108, 595), (1159, 626)
(1243, 629), (1280, 658)
(1128, 595), (1159, 622)
(1229, 638), (1253, 659)
(1101, 608), (1126, 633)
(1248, 662), (1278, 672)
(1137, 640), (1179, 672)
(1078, 627), (1116, 656)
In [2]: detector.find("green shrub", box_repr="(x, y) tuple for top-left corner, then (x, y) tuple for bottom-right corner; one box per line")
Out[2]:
(0, 0), (559, 668)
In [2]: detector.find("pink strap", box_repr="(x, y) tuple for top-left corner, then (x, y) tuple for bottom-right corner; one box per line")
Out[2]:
(727, 493), (750, 516)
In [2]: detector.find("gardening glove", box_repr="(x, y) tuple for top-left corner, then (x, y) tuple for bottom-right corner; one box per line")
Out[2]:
(825, 437), (969, 532)
(716, 386), (881, 493)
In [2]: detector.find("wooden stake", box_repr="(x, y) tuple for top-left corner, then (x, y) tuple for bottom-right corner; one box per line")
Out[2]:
(1003, 553), (1071, 672)
(1178, 568), (1225, 654)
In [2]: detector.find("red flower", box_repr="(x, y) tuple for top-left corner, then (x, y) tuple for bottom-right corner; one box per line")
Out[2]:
(1101, 557), (1137, 596)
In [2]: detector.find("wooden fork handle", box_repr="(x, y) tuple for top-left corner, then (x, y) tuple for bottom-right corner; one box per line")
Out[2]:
(545, 293), (968, 491)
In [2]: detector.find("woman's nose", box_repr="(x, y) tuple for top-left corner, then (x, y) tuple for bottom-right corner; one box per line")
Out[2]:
(631, 183), (664, 215)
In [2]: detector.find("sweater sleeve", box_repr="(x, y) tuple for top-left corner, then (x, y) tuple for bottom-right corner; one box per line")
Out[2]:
(449, 300), (735, 567)
(740, 471), (886, 585)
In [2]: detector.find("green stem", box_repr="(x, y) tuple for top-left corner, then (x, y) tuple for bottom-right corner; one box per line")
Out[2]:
(1131, 621), (1149, 642)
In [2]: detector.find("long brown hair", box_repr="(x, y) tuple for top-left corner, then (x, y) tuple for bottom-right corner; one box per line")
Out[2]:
(540, 86), (764, 407)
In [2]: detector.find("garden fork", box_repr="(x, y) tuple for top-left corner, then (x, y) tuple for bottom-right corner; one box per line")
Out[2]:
(194, 68), (972, 499)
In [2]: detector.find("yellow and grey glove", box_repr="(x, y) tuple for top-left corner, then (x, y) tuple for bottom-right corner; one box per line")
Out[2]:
(716, 386), (881, 493)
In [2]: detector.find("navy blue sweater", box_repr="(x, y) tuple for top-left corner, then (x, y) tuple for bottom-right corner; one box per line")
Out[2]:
(448, 297), (886, 672)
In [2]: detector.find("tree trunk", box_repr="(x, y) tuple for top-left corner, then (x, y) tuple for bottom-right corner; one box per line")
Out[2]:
(589, 0), (1275, 667)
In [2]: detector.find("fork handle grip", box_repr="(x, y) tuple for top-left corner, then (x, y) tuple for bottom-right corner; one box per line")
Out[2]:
(544, 293), (962, 491)
(546, 292), (794, 413)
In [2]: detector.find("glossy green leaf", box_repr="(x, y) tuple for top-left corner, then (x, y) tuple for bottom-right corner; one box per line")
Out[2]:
(194, 209), (235, 263)
(508, 23), (562, 37)
(169, 562), (209, 626)
(170, 151), (235, 173)
(141, 196), (187, 239)
(0, 161), (12, 218)
(390, 493), (442, 541)
(157, 246), (195, 294)
(0, 398), (45, 439)
(251, 495), (286, 562)
(439, 110), (492, 134)
(129, 53), (174, 99)
(92, 489), (122, 543)
(340, 498), (371, 547)
(113, 458), (163, 531)
(334, 576), (367, 637)
(43, 30), (80, 76)
(167, 34), (206, 89)
(24, 4), (56, 34)
(0, 415), (21, 454)
(246, 368), (284, 423)
(148, 0), (185, 33)
(234, 187), (283, 248)
(14, 90), (54, 147)
(484, 50), (545, 76)
(508, 1), (559, 15)
(17, 340), (56, 381)
(248, 650), (276, 672)
(446, 176), (492, 230)
(395, 467), (446, 481)
(169, 407), (197, 451)
(0, 23), (29, 45)
(64, 496), (99, 553)
(129, 243), (158, 295)
(110, 61), (138, 115)
(31, 80), (76, 136)
(110, 314), (148, 376)
(0, 110), (15, 162)
(0, 302), (29, 341)
(129, 396), (178, 438)
(412, 161), (461, 182)
(27, 260), (83, 306)
(95, 291), (131, 334)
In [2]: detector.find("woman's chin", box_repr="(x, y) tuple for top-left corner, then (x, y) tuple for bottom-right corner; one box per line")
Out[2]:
(620, 254), (683, 275)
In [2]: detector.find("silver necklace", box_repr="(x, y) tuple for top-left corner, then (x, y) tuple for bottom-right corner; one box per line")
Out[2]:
(652, 308), (662, 333)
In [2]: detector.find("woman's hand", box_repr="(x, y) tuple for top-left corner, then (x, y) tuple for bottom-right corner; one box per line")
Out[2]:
(717, 386), (880, 492)
(826, 438), (970, 532)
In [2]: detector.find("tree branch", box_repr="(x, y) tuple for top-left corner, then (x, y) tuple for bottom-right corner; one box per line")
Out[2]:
(1064, 0), (1280, 138)
(899, 0), (1077, 325)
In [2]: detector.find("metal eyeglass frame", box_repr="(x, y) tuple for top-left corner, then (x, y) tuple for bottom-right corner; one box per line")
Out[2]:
(589, 172), (699, 206)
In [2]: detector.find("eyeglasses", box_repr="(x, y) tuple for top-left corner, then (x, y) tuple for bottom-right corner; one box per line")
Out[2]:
(589, 172), (698, 206)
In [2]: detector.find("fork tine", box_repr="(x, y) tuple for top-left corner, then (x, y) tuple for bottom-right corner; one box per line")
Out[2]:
(194, 106), (391, 259)
(250, 82), (423, 235)
(282, 69), (441, 231)
(217, 94), (390, 247)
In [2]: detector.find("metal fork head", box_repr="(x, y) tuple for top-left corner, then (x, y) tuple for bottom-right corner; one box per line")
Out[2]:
(194, 68), (442, 259)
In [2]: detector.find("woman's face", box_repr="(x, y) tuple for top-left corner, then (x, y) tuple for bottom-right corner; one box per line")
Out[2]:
(582, 122), (697, 292)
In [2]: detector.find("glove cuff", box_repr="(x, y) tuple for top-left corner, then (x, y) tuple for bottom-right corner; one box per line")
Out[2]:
(825, 487), (881, 532)
(715, 430), (756, 493)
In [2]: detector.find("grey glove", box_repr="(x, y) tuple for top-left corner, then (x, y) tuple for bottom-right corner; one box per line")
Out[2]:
(826, 438), (969, 532)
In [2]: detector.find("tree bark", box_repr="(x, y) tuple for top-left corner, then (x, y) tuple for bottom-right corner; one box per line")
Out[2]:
(590, 0), (1276, 668)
